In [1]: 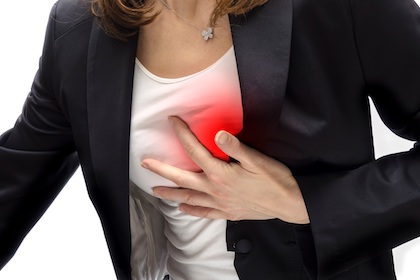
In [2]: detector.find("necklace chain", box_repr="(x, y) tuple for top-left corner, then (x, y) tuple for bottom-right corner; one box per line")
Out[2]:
(159, 0), (214, 41)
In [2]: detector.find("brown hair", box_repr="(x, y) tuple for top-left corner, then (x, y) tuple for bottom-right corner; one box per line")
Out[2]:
(91, 0), (269, 41)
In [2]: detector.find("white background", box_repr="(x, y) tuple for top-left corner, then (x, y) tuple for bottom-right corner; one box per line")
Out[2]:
(0, 1), (420, 279)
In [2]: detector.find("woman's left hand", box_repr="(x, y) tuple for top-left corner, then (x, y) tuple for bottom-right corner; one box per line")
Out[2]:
(141, 116), (310, 224)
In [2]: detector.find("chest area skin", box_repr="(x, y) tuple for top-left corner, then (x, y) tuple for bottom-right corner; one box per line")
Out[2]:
(136, 2), (233, 78)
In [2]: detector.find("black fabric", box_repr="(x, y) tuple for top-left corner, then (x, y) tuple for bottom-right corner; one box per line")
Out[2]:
(1, 0), (420, 279)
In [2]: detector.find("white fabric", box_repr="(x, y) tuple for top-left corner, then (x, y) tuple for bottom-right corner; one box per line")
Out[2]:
(129, 46), (242, 280)
(129, 182), (169, 280)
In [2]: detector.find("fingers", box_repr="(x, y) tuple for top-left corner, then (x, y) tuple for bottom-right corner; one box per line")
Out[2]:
(169, 116), (218, 170)
(169, 116), (263, 172)
(141, 158), (204, 190)
(153, 186), (239, 220)
(153, 186), (216, 210)
(215, 130), (266, 169)
(178, 205), (230, 220)
(162, 190), (241, 220)
(178, 204), (273, 221)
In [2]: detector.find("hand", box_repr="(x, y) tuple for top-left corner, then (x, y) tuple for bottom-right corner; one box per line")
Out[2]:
(141, 116), (310, 224)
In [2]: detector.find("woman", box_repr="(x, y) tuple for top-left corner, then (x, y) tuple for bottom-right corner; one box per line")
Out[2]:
(1, 0), (420, 279)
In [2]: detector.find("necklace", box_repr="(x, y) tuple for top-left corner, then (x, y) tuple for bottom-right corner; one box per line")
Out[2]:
(159, 0), (214, 41)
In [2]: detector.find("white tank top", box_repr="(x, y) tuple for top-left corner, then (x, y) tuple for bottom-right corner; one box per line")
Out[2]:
(129, 46), (242, 280)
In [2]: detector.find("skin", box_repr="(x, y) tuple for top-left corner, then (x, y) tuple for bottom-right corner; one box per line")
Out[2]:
(137, 0), (232, 78)
(138, 0), (309, 224)
(142, 117), (310, 224)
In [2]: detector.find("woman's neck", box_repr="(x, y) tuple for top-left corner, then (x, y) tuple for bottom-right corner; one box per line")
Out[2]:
(159, 0), (214, 22)
(137, 0), (232, 78)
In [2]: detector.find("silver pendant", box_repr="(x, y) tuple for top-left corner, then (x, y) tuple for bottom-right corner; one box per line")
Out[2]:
(201, 27), (213, 41)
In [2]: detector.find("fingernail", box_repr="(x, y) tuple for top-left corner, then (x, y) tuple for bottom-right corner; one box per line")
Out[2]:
(216, 131), (229, 145)
(153, 188), (162, 198)
(168, 116), (174, 126)
(141, 161), (149, 169)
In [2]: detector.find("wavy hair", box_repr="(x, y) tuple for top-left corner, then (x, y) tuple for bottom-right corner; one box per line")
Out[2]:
(91, 0), (269, 41)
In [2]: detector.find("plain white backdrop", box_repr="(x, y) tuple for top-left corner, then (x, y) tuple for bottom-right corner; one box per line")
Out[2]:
(0, 1), (420, 279)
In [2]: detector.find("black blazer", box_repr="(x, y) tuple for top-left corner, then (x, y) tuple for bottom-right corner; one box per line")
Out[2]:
(1, 0), (420, 279)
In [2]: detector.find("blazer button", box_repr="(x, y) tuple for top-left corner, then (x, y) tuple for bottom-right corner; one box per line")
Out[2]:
(236, 239), (252, 254)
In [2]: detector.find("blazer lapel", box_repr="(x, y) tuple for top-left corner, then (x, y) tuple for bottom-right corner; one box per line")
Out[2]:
(82, 0), (292, 274)
(86, 21), (138, 276)
(230, 0), (293, 145)
(85, 0), (293, 197)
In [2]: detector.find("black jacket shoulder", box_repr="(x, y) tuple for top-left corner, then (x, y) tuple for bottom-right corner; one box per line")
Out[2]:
(52, 0), (94, 40)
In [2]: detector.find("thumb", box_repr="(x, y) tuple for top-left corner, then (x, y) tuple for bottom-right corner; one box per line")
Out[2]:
(215, 130), (256, 167)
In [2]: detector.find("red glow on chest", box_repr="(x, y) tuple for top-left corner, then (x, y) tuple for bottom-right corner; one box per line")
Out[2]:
(187, 105), (243, 162)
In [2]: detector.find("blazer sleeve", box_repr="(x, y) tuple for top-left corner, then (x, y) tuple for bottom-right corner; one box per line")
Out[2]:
(295, 0), (420, 278)
(0, 3), (79, 269)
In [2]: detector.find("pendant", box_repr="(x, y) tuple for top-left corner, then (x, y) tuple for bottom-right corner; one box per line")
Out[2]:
(201, 27), (213, 41)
